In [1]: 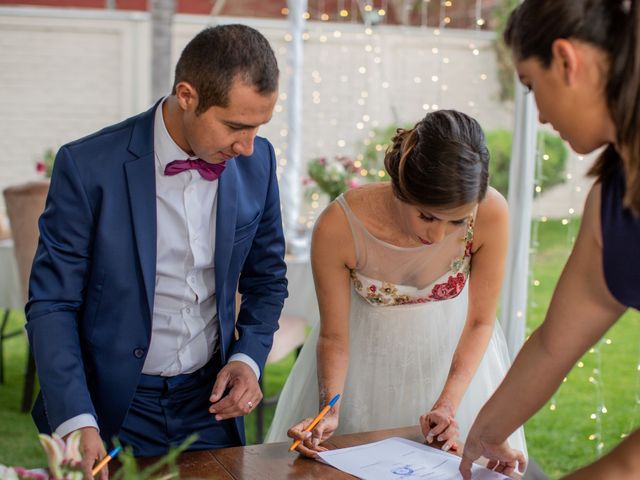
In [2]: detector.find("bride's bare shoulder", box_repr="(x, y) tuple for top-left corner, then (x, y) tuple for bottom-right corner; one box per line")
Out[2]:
(472, 187), (508, 250)
(311, 201), (354, 267)
(312, 184), (386, 264)
(343, 183), (388, 215)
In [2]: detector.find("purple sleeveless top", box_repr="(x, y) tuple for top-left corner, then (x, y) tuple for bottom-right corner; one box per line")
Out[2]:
(601, 163), (640, 310)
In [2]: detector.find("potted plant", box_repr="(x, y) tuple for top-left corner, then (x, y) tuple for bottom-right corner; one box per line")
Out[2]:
(35, 148), (56, 178)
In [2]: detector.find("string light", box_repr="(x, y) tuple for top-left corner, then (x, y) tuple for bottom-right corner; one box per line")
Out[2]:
(286, 0), (498, 238)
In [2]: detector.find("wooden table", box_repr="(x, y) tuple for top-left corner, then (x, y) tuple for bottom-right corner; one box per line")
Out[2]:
(136, 426), (525, 479)
(142, 426), (444, 479)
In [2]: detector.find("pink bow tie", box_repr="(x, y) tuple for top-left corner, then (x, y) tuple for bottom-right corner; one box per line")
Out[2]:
(164, 159), (227, 181)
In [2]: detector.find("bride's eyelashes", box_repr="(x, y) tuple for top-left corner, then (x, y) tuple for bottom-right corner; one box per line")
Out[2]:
(418, 213), (467, 226)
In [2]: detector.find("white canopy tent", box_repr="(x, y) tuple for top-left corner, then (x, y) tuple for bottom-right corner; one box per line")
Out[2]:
(281, 0), (308, 256)
(499, 83), (538, 359)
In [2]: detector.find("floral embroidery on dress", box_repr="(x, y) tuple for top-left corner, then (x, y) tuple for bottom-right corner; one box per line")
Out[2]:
(350, 270), (363, 291)
(381, 282), (398, 296)
(351, 216), (475, 306)
(450, 257), (464, 273)
(366, 284), (385, 304)
(430, 272), (466, 300)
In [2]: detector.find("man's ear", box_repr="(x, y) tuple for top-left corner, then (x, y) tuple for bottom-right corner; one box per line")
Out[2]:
(551, 38), (579, 86)
(174, 81), (199, 111)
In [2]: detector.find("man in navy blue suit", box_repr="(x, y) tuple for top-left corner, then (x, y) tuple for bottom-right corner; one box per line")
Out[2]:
(26, 24), (287, 477)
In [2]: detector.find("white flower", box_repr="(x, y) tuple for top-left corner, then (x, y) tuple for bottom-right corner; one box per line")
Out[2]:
(0, 465), (20, 480)
(326, 162), (345, 176)
(38, 431), (83, 479)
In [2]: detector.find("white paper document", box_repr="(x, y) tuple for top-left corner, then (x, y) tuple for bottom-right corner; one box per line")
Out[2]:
(317, 437), (511, 480)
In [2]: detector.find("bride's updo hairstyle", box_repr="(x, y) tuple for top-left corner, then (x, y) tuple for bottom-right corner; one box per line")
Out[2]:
(384, 110), (489, 208)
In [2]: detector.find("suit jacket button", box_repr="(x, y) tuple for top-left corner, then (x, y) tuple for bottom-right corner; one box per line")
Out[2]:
(133, 348), (145, 359)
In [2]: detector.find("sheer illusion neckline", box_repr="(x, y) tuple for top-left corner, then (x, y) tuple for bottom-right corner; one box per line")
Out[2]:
(339, 195), (434, 252)
(340, 195), (468, 252)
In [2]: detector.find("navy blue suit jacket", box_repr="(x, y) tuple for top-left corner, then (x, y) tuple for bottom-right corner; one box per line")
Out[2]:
(26, 101), (288, 445)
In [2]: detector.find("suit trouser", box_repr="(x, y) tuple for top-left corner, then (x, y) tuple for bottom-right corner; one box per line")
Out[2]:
(119, 354), (240, 456)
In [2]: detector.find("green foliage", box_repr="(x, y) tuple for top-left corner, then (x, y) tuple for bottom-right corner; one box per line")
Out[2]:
(491, 0), (520, 102)
(306, 127), (402, 202)
(112, 435), (196, 480)
(485, 129), (512, 196)
(306, 156), (361, 202)
(485, 129), (568, 196)
(36, 149), (56, 178)
(305, 123), (414, 201)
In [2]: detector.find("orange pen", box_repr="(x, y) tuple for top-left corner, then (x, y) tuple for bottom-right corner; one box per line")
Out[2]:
(91, 446), (121, 477)
(288, 394), (341, 452)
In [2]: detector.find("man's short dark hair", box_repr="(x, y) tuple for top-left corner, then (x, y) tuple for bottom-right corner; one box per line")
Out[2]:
(172, 24), (279, 114)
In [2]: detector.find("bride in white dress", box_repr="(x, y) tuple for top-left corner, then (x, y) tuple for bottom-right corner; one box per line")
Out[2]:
(266, 110), (527, 459)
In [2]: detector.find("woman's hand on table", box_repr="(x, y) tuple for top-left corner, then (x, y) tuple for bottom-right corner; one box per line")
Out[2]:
(459, 434), (526, 479)
(287, 413), (339, 458)
(420, 401), (459, 453)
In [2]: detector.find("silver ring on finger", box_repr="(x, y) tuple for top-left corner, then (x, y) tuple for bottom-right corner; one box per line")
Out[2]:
(247, 400), (254, 409)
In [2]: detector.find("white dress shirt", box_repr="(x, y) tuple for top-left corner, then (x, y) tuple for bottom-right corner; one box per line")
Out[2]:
(56, 100), (258, 437)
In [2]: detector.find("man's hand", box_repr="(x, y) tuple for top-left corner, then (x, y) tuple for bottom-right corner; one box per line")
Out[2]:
(459, 434), (526, 479)
(209, 361), (263, 421)
(287, 412), (339, 458)
(69, 427), (107, 480)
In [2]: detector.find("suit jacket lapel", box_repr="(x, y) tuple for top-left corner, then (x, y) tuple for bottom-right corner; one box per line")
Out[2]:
(215, 160), (238, 303)
(125, 102), (159, 321)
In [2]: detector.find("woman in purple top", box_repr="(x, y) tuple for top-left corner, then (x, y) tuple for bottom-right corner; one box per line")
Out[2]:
(460, 1), (640, 478)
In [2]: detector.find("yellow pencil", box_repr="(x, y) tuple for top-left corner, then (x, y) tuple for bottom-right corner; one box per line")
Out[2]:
(288, 394), (341, 452)
(91, 446), (121, 477)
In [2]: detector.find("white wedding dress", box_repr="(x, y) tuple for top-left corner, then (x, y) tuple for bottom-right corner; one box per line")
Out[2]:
(266, 194), (526, 455)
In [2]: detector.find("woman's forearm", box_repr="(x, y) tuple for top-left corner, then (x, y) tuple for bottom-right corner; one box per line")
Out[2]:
(436, 322), (494, 410)
(316, 334), (349, 412)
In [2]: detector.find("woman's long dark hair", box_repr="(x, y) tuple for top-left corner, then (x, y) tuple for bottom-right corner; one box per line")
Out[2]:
(384, 110), (489, 208)
(504, 0), (640, 214)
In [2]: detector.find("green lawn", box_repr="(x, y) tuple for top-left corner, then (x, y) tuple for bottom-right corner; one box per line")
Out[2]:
(524, 219), (640, 477)
(1, 218), (639, 477)
(0, 311), (45, 467)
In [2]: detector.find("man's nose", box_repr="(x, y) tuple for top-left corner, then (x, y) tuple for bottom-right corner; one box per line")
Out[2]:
(232, 130), (257, 157)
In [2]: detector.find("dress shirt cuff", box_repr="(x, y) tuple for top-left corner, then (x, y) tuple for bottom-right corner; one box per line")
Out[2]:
(228, 353), (260, 380)
(55, 414), (99, 439)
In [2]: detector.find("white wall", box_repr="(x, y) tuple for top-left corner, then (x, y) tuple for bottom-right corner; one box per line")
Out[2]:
(0, 7), (151, 201)
(0, 6), (508, 214)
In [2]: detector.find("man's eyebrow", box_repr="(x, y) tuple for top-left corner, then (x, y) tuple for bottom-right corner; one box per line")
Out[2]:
(223, 120), (258, 129)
